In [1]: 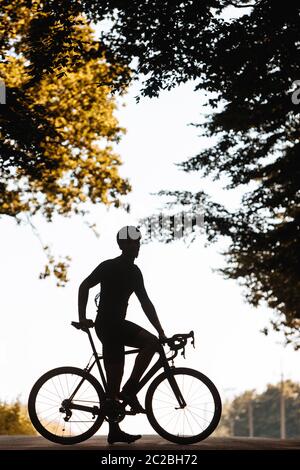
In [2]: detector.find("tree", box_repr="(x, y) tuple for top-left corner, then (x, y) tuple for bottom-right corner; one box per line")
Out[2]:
(85, 1), (300, 344)
(159, 1), (300, 346)
(2, 1), (299, 345)
(80, 0), (221, 97)
(0, 399), (36, 435)
(181, 0), (300, 345)
(223, 381), (300, 438)
(0, 0), (130, 284)
(223, 390), (255, 437)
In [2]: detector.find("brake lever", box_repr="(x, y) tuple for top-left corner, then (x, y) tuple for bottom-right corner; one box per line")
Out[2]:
(190, 330), (195, 348)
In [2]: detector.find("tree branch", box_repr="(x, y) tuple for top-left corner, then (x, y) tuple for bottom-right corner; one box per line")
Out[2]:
(226, 1), (257, 7)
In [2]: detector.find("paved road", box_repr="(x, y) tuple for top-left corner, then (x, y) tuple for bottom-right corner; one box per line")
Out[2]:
(0, 435), (300, 450)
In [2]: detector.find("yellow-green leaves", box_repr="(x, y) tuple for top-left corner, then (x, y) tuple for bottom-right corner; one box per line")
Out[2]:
(0, 1), (131, 285)
(0, 0), (130, 221)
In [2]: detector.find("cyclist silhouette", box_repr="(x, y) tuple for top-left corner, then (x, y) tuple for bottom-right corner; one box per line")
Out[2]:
(78, 225), (166, 444)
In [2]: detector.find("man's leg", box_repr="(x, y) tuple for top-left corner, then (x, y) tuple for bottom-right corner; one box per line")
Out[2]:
(99, 330), (124, 416)
(102, 341), (142, 442)
(104, 358), (124, 399)
(96, 323), (125, 399)
(125, 330), (160, 388)
(95, 321), (141, 442)
(121, 327), (161, 408)
(104, 358), (142, 444)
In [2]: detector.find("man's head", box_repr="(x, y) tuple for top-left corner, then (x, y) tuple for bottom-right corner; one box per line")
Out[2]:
(116, 226), (141, 258)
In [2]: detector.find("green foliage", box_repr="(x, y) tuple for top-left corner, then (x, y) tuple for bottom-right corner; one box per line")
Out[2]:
(188, 0), (300, 344)
(0, 0), (131, 284)
(0, 0), (130, 220)
(0, 399), (36, 435)
(80, 0), (221, 97)
(104, 1), (299, 345)
(223, 381), (300, 438)
(1, 0), (299, 342)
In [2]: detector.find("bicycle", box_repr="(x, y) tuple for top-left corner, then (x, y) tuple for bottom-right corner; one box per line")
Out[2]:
(28, 322), (222, 445)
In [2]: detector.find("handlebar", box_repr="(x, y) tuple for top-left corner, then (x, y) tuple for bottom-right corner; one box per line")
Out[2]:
(162, 331), (195, 356)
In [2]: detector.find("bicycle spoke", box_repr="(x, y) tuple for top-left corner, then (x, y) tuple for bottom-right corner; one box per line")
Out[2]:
(148, 369), (221, 443)
(29, 368), (104, 443)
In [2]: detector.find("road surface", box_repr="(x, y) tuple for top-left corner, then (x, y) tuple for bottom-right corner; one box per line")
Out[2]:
(0, 435), (300, 450)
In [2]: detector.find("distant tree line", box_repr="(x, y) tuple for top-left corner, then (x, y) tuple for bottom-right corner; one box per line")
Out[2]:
(220, 380), (300, 438)
(0, 399), (36, 435)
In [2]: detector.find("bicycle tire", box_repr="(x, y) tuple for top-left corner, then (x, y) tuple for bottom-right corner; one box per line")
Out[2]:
(145, 367), (222, 444)
(28, 366), (105, 445)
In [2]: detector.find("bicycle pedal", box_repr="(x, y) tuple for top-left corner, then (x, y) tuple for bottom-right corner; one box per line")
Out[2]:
(126, 408), (138, 415)
(103, 399), (125, 422)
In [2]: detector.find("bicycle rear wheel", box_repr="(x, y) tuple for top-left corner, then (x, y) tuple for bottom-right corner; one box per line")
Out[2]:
(28, 366), (105, 445)
(145, 367), (221, 444)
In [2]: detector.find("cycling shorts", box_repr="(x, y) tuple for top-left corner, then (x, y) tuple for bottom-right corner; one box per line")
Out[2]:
(95, 318), (147, 363)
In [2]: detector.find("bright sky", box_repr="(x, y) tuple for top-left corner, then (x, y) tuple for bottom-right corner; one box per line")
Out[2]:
(0, 79), (299, 435)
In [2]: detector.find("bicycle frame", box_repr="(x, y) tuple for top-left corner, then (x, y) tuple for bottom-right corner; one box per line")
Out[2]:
(29, 325), (222, 445)
(67, 327), (186, 416)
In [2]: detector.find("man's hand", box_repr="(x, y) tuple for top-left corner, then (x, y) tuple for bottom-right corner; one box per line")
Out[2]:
(79, 318), (94, 329)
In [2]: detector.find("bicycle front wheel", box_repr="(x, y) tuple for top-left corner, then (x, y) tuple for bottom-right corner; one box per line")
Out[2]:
(145, 367), (222, 444)
(28, 366), (105, 445)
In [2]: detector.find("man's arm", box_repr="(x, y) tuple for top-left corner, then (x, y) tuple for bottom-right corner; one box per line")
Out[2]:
(135, 269), (166, 339)
(78, 263), (105, 323)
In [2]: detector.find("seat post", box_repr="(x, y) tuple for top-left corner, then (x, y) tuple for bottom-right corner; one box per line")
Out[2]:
(86, 328), (107, 391)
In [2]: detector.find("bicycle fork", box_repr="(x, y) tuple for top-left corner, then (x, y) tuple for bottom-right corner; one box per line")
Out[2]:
(165, 368), (186, 409)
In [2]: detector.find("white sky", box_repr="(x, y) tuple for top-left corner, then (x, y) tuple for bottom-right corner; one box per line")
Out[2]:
(0, 79), (299, 435)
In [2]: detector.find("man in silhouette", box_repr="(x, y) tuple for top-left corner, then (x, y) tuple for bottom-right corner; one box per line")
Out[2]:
(78, 225), (166, 444)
